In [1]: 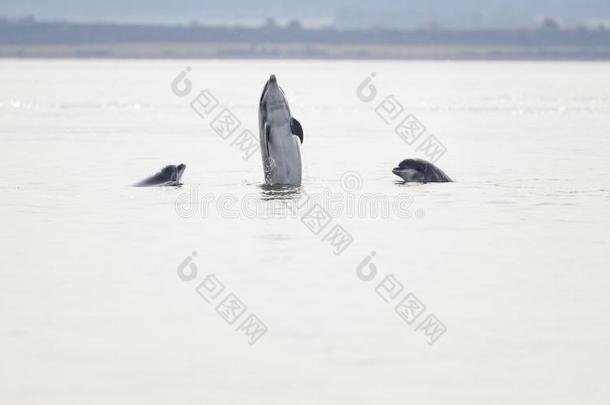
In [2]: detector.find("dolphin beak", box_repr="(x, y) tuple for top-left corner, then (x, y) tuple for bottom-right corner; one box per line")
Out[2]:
(269, 74), (277, 83)
(392, 168), (400, 175)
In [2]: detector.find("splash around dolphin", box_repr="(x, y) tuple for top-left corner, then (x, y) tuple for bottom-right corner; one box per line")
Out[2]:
(259, 74), (303, 186)
(392, 159), (452, 183)
(133, 164), (186, 187)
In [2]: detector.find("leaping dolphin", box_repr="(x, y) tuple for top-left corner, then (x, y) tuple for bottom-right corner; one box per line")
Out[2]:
(259, 75), (303, 186)
(392, 159), (452, 183)
(133, 164), (186, 187)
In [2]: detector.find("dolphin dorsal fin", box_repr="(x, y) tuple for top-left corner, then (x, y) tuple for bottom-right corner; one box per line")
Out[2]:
(290, 118), (303, 144)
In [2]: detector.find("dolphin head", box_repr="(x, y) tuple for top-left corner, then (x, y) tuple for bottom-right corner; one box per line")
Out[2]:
(133, 164), (186, 187)
(175, 163), (186, 183)
(160, 164), (186, 184)
(259, 74), (291, 127)
(392, 159), (427, 182)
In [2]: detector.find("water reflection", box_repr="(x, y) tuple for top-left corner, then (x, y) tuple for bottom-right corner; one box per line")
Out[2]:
(258, 184), (302, 201)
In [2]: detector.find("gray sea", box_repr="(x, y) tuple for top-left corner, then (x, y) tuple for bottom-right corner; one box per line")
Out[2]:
(1, 60), (609, 404)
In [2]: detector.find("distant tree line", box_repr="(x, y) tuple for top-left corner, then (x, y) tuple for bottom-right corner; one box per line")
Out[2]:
(1, 17), (609, 46)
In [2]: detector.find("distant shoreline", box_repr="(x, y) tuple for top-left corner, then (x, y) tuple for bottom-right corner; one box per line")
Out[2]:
(2, 18), (610, 60)
(2, 43), (610, 60)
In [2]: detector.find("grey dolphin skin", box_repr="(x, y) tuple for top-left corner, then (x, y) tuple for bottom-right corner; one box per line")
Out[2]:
(133, 164), (186, 187)
(259, 74), (303, 186)
(392, 159), (452, 183)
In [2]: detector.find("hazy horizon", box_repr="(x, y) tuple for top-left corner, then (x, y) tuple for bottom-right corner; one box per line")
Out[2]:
(2, 0), (610, 29)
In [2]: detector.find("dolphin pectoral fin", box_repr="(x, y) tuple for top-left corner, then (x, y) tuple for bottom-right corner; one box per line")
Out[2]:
(290, 118), (303, 144)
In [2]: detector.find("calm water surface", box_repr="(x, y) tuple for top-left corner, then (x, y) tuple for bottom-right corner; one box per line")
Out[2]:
(1, 60), (609, 404)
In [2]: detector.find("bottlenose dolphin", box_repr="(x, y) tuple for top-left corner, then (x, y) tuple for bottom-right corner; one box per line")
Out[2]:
(259, 74), (303, 186)
(392, 159), (452, 183)
(133, 164), (186, 187)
